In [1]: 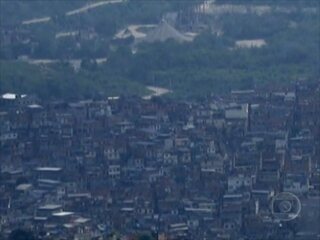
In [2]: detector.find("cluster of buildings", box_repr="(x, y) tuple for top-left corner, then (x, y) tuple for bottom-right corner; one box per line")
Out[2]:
(0, 81), (319, 240)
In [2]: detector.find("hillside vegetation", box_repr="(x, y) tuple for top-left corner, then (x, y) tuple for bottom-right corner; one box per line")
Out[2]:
(0, 61), (148, 100)
(0, 0), (319, 99)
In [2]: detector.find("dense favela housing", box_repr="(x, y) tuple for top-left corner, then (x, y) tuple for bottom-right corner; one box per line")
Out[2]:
(0, 81), (319, 240)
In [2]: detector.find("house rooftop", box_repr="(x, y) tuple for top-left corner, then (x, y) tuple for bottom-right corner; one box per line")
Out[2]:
(74, 217), (90, 224)
(38, 204), (62, 210)
(52, 211), (74, 217)
(1, 93), (27, 99)
(16, 184), (32, 191)
(37, 179), (61, 185)
(35, 167), (62, 172)
(27, 104), (43, 109)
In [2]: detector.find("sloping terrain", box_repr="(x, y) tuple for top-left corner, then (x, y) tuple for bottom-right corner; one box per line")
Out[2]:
(0, 60), (148, 100)
(0, 0), (319, 100)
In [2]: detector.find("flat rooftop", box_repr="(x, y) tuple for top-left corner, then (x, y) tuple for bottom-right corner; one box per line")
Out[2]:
(35, 167), (62, 172)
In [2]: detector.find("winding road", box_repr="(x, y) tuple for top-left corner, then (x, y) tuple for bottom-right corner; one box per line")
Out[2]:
(22, 0), (126, 25)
